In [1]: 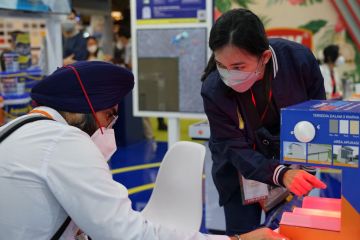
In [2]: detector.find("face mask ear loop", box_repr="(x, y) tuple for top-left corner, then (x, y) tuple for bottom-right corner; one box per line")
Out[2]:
(255, 55), (265, 75)
(65, 65), (104, 134)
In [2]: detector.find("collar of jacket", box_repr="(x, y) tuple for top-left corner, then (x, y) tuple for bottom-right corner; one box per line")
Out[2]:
(269, 45), (279, 79)
(29, 106), (68, 125)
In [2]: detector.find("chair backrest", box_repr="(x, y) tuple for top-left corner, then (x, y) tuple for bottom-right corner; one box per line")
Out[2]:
(141, 141), (206, 232)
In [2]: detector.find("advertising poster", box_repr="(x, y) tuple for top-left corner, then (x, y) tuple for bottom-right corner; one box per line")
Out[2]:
(136, 0), (207, 24)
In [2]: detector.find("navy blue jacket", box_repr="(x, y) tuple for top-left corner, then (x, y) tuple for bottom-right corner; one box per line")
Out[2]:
(201, 38), (325, 205)
(63, 32), (88, 61)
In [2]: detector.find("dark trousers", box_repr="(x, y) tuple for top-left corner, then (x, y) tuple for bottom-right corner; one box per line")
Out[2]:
(223, 189), (262, 235)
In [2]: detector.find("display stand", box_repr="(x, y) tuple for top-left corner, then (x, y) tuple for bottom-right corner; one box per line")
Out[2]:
(168, 117), (180, 147)
(279, 100), (360, 239)
(130, 0), (212, 147)
(0, 9), (65, 124)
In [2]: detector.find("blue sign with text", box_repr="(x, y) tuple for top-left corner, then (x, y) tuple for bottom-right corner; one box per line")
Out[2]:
(136, 0), (206, 23)
(281, 100), (360, 169)
(281, 100), (360, 213)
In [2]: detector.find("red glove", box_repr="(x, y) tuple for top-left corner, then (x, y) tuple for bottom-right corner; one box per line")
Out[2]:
(283, 169), (327, 196)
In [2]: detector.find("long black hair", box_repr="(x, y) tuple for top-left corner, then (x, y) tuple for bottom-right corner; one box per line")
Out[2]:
(201, 9), (269, 81)
(323, 45), (339, 64)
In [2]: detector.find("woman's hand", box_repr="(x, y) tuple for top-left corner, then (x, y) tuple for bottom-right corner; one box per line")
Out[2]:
(283, 169), (326, 196)
(230, 227), (289, 240)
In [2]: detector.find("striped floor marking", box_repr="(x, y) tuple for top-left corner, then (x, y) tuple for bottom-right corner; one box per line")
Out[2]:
(111, 163), (160, 195)
(111, 162), (161, 174)
(128, 183), (156, 195)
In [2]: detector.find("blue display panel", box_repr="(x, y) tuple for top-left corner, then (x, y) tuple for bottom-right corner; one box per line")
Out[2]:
(0, 0), (71, 14)
(281, 100), (360, 169)
(281, 100), (360, 212)
(136, 0), (206, 23)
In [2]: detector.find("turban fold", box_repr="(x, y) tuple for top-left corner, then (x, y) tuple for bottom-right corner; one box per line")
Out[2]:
(31, 61), (134, 113)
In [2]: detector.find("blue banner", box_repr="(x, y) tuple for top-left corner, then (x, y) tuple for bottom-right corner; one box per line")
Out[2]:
(136, 0), (206, 24)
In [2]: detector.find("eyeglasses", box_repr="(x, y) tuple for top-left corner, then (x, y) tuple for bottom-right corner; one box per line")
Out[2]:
(106, 115), (118, 129)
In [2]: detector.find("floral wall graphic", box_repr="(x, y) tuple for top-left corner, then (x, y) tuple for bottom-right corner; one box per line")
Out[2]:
(214, 0), (360, 84)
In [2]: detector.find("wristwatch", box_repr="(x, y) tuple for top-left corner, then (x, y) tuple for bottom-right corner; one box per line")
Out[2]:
(234, 234), (241, 240)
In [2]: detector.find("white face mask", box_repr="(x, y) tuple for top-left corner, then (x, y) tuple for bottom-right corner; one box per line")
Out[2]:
(62, 19), (76, 33)
(335, 56), (345, 66)
(116, 41), (124, 50)
(90, 116), (118, 161)
(87, 45), (98, 54)
(217, 60), (263, 93)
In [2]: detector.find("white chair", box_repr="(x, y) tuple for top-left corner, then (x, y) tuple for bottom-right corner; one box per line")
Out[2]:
(141, 141), (206, 232)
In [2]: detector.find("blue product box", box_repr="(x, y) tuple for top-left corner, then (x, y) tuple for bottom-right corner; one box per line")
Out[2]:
(281, 100), (360, 170)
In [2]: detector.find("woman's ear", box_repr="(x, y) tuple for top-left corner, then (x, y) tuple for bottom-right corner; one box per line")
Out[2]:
(263, 50), (272, 64)
(105, 110), (115, 122)
(105, 106), (118, 122)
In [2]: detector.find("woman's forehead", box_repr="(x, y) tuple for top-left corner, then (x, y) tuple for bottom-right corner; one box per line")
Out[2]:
(214, 45), (258, 65)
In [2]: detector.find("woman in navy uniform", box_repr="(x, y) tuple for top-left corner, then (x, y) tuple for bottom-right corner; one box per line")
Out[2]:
(201, 9), (326, 235)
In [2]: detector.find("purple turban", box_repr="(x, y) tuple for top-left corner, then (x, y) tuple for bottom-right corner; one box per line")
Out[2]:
(31, 61), (134, 113)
